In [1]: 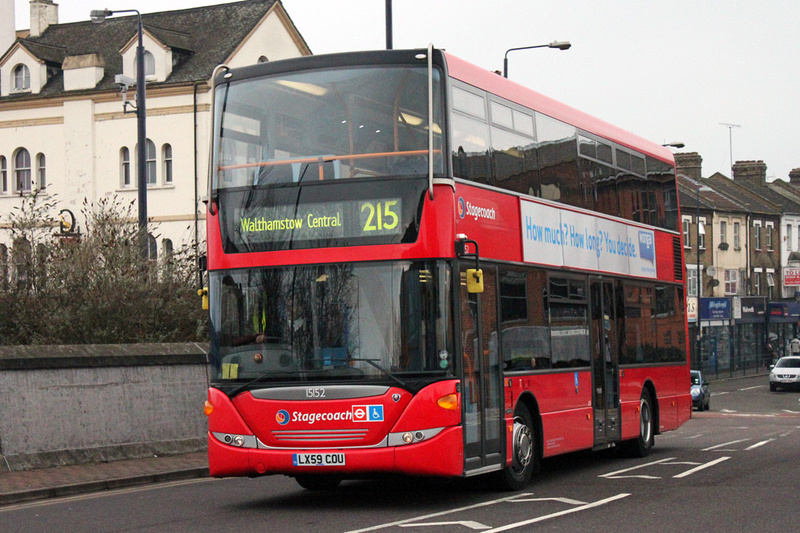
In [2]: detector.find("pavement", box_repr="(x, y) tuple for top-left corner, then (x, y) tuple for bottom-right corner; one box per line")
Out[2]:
(0, 452), (209, 506)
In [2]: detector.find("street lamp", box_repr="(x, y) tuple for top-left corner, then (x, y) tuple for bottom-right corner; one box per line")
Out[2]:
(91, 8), (148, 259)
(696, 185), (712, 366)
(503, 41), (571, 78)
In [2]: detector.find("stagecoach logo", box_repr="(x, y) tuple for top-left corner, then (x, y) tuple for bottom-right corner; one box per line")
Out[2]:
(458, 197), (497, 222)
(457, 197), (467, 219)
(276, 409), (290, 425)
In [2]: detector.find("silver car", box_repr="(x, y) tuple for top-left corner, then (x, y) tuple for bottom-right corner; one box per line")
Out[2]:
(769, 356), (800, 391)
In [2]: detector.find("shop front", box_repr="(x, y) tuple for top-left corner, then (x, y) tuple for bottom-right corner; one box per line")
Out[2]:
(699, 297), (732, 377)
(733, 296), (767, 373)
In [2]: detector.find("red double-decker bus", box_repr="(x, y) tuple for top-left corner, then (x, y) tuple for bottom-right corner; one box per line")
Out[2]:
(202, 48), (691, 490)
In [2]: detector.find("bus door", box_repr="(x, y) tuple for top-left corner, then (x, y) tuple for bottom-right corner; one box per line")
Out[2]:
(590, 279), (621, 446)
(459, 265), (504, 473)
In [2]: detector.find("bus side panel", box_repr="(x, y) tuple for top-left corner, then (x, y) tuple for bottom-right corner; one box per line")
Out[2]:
(655, 231), (679, 282)
(509, 371), (594, 457)
(619, 366), (691, 440)
(454, 183), (523, 263)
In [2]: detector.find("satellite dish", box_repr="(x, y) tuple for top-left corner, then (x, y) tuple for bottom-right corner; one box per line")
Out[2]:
(706, 265), (717, 276)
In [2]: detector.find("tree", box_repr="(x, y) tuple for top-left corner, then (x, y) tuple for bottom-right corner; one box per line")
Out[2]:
(0, 193), (207, 345)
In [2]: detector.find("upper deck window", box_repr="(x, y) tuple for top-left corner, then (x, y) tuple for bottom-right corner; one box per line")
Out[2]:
(213, 65), (444, 189)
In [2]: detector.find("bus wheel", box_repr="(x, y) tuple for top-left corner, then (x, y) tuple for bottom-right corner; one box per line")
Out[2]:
(294, 475), (341, 490)
(498, 403), (536, 490)
(628, 389), (654, 457)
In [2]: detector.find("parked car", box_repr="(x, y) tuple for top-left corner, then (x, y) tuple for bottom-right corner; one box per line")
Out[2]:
(769, 356), (800, 391)
(691, 370), (710, 411)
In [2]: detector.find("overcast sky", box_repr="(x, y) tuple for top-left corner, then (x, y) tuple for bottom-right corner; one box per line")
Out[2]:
(14, 0), (800, 182)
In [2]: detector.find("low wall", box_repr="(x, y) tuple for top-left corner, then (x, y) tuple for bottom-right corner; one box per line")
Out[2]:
(0, 343), (209, 471)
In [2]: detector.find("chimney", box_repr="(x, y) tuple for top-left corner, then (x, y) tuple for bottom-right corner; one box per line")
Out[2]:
(30, 0), (59, 38)
(790, 168), (800, 185)
(732, 160), (768, 186)
(0, 0), (15, 56)
(674, 152), (703, 181)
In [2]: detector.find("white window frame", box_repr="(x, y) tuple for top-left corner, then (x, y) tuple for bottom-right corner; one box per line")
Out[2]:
(766, 222), (774, 250)
(687, 265), (699, 297)
(720, 220), (727, 244)
(14, 148), (31, 193)
(724, 269), (738, 295)
(162, 143), (173, 184)
(120, 147), (131, 187)
(0, 156), (6, 194)
(754, 221), (762, 250)
(734, 222), (740, 250)
(36, 153), (45, 190)
(12, 64), (30, 92)
(682, 217), (691, 248)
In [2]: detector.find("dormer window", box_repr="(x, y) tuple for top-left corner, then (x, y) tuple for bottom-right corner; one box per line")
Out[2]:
(144, 51), (155, 77)
(13, 64), (30, 92)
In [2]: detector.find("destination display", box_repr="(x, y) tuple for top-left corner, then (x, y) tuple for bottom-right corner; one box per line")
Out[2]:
(235, 198), (402, 245)
(218, 178), (426, 252)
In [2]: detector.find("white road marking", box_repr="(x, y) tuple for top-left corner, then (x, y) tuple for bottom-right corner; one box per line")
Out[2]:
(399, 521), (490, 530)
(702, 439), (749, 451)
(345, 493), (533, 533)
(745, 439), (775, 450)
(673, 457), (730, 478)
(599, 457), (675, 479)
(510, 497), (587, 505)
(481, 493), (630, 532)
(739, 385), (764, 391)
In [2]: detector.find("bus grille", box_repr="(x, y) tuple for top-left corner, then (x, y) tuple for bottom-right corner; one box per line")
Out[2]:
(272, 429), (369, 443)
(673, 236), (683, 281)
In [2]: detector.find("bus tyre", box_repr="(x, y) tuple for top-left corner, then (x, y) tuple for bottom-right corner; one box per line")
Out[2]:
(628, 389), (654, 458)
(498, 403), (536, 491)
(294, 475), (342, 491)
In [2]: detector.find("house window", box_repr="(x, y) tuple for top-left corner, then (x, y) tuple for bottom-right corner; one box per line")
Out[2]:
(697, 217), (706, 249)
(766, 224), (774, 250)
(789, 224), (794, 252)
(14, 148), (31, 193)
(734, 222), (740, 249)
(720, 221), (727, 244)
(138, 139), (156, 184)
(144, 51), (155, 77)
(147, 233), (157, 260)
(682, 219), (690, 248)
(724, 269), (738, 295)
(120, 147), (131, 187)
(754, 222), (761, 250)
(162, 144), (173, 184)
(753, 271), (761, 296)
(687, 267), (698, 297)
(13, 64), (30, 91)
(0, 156), (6, 193)
(767, 272), (775, 287)
(36, 153), (46, 189)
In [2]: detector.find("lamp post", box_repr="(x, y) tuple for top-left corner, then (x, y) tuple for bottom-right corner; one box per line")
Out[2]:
(696, 185), (712, 366)
(503, 41), (571, 78)
(91, 8), (148, 259)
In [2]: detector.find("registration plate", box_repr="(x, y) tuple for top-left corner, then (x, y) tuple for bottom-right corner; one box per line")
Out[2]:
(293, 453), (346, 466)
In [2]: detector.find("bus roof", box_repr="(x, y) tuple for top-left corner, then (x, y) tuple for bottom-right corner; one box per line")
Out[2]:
(443, 52), (675, 165)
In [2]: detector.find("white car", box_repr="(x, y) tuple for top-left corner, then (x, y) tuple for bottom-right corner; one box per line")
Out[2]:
(769, 356), (800, 391)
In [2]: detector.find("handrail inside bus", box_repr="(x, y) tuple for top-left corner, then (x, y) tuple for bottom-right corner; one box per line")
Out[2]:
(207, 63), (230, 215)
(217, 149), (441, 182)
(427, 43), (434, 201)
